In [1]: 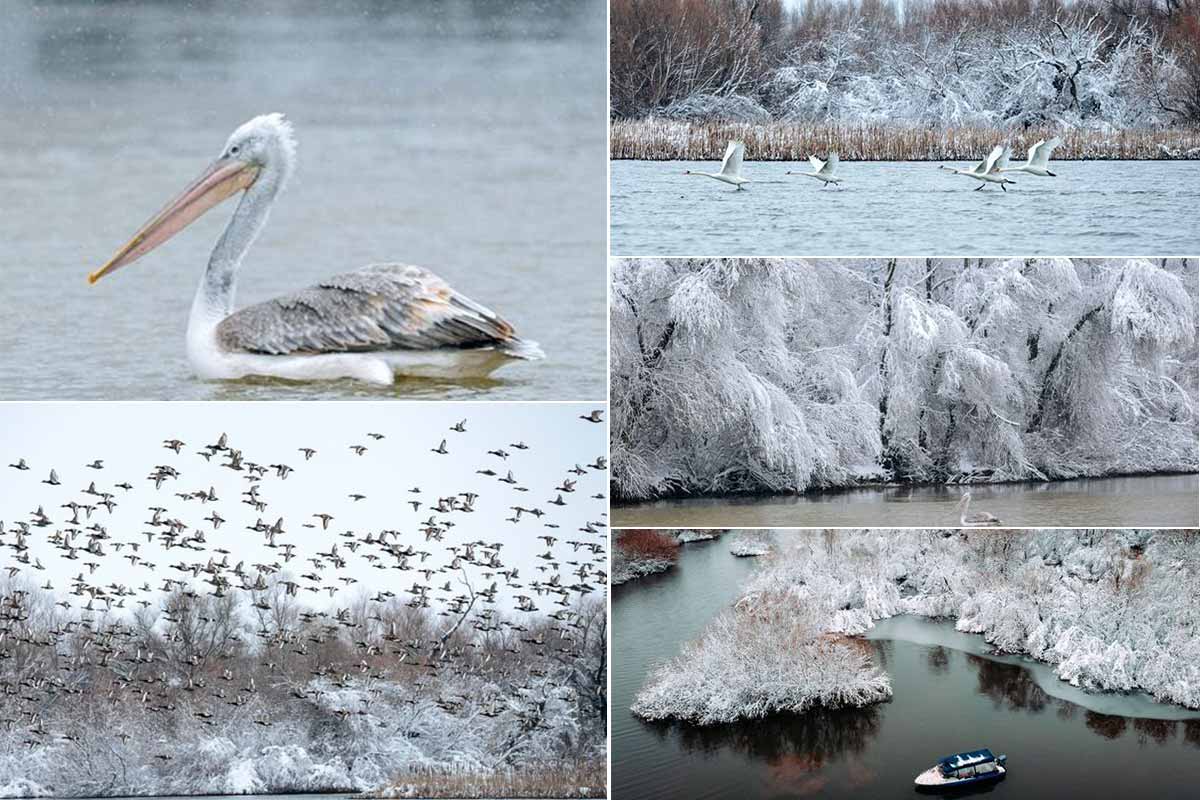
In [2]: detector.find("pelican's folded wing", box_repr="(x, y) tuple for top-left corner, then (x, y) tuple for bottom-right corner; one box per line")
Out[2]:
(216, 263), (518, 354)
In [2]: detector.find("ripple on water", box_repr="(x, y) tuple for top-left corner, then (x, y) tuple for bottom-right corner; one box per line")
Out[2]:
(611, 159), (1200, 256)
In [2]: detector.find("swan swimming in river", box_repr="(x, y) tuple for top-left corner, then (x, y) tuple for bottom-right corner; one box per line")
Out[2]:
(958, 491), (1002, 526)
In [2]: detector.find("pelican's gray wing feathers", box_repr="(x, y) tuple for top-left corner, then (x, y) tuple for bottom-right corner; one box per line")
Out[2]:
(216, 264), (539, 357)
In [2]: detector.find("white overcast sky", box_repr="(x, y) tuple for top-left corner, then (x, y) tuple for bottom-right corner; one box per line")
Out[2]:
(0, 401), (607, 615)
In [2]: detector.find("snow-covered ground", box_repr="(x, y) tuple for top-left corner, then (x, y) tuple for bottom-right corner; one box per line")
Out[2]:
(632, 530), (1200, 725)
(676, 530), (721, 543)
(728, 531), (773, 557)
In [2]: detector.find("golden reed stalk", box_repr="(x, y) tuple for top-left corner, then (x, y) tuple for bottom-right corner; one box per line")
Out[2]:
(610, 119), (1200, 161)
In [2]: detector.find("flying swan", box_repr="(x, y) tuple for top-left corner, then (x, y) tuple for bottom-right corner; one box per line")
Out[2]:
(1002, 137), (1063, 177)
(684, 140), (750, 190)
(939, 145), (1017, 191)
(787, 152), (842, 187)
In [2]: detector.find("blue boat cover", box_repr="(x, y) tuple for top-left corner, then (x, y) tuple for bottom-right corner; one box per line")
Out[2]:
(938, 749), (995, 770)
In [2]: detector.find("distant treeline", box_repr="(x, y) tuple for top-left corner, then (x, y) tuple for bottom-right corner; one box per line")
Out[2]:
(611, 0), (1200, 137)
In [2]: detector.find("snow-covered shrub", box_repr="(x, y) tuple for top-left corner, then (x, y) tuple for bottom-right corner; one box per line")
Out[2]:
(613, 530), (680, 584)
(631, 598), (891, 724)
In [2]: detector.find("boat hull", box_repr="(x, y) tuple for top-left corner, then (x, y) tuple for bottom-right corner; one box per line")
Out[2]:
(914, 765), (1006, 792)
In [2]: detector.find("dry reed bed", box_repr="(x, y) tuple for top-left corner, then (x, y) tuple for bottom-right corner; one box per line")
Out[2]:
(611, 119), (1200, 161)
(371, 762), (607, 798)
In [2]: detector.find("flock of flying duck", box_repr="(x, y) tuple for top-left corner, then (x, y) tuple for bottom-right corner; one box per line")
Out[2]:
(685, 137), (1065, 192)
(0, 410), (607, 751)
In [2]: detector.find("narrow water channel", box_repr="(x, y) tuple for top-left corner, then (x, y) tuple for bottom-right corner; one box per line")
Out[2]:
(613, 473), (1199, 528)
(613, 540), (1200, 799)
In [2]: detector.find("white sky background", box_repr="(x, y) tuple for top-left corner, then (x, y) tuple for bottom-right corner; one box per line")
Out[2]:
(0, 401), (607, 618)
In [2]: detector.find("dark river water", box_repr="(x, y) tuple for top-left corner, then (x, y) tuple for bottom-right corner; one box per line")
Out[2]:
(610, 159), (1200, 256)
(613, 539), (1200, 800)
(0, 0), (606, 400)
(612, 473), (1200, 528)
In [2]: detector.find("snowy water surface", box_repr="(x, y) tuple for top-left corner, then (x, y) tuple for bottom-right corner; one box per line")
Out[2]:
(612, 473), (1199, 528)
(0, 2), (606, 400)
(613, 540), (1200, 800)
(610, 159), (1200, 256)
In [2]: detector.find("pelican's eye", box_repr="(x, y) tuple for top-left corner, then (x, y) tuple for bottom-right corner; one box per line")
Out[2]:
(229, 145), (240, 156)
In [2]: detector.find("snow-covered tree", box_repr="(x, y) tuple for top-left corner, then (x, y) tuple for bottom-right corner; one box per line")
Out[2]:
(612, 257), (1197, 500)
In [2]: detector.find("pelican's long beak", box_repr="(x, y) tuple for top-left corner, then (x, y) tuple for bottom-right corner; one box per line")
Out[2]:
(88, 157), (260, 284)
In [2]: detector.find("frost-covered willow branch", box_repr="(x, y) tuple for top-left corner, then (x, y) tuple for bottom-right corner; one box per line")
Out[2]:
(611, 257), (1198, 501)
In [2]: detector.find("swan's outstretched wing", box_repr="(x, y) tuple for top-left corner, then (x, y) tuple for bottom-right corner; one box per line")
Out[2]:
(808, 155), (824, 172)
(983, 144), (1007, 174)
(1031, 136), (1062, 168)
(720, 141), (744, 176)
(822, 152), (839, 175)
(216, 264), (519, 355)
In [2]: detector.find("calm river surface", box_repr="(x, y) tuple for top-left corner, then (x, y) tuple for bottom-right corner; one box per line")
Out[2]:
(614, 540), (1200, 800)
(0, 1), (606, 400)
(610, 159), (1200, 256)
(613, 473), (1199, 528)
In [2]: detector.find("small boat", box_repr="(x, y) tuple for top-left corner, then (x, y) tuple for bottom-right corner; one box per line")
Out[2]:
(914, 748), (1007, 791)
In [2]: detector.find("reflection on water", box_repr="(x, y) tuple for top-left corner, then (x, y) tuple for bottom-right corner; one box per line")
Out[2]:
(615, 544), (1200, 800)
(610, 159), (1200, 256)
(0, 0), (606, 400)
(647, 705), (881, 765)
(613, 473), (1200, 527)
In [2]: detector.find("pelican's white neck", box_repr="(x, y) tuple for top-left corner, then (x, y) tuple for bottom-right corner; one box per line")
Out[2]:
(188, 166), (283, 335)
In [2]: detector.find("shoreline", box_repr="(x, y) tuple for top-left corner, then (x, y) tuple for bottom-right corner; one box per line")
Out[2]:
(612, 468), (1200, 507)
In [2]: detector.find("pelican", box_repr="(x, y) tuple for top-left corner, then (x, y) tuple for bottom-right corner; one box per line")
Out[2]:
(787, 152), (841, 187)
(88, 114), (542, 385)
(939, 145), (1017, 191)
(684, 141), (750, 190)
(958, 492), (1001, 527)
(1002, 137), (1063, 177)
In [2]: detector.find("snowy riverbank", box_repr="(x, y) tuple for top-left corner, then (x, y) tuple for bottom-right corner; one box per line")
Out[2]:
(632, 531), (1200, 725)
(614, 530), (728, 584)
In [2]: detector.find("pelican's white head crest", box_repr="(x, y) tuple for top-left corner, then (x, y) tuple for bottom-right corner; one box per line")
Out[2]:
(222, 112), (297, 191)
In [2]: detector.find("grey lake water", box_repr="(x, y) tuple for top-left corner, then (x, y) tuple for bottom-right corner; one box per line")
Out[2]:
(612, 473), (1200, 528)
(610, 159), (1200, 257)
(614, 539), (1200, 800)
(0, 0), (606, 400)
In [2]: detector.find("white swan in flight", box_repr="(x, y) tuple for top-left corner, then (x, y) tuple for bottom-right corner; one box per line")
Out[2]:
(787, 152), (841, 187)
(939, 145), (1017, 191)
(684, 141), (750, 190)
(1002, 137), (1063, 177)
(958, 492), (1002, 527)
(88, 114), (541, 386)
